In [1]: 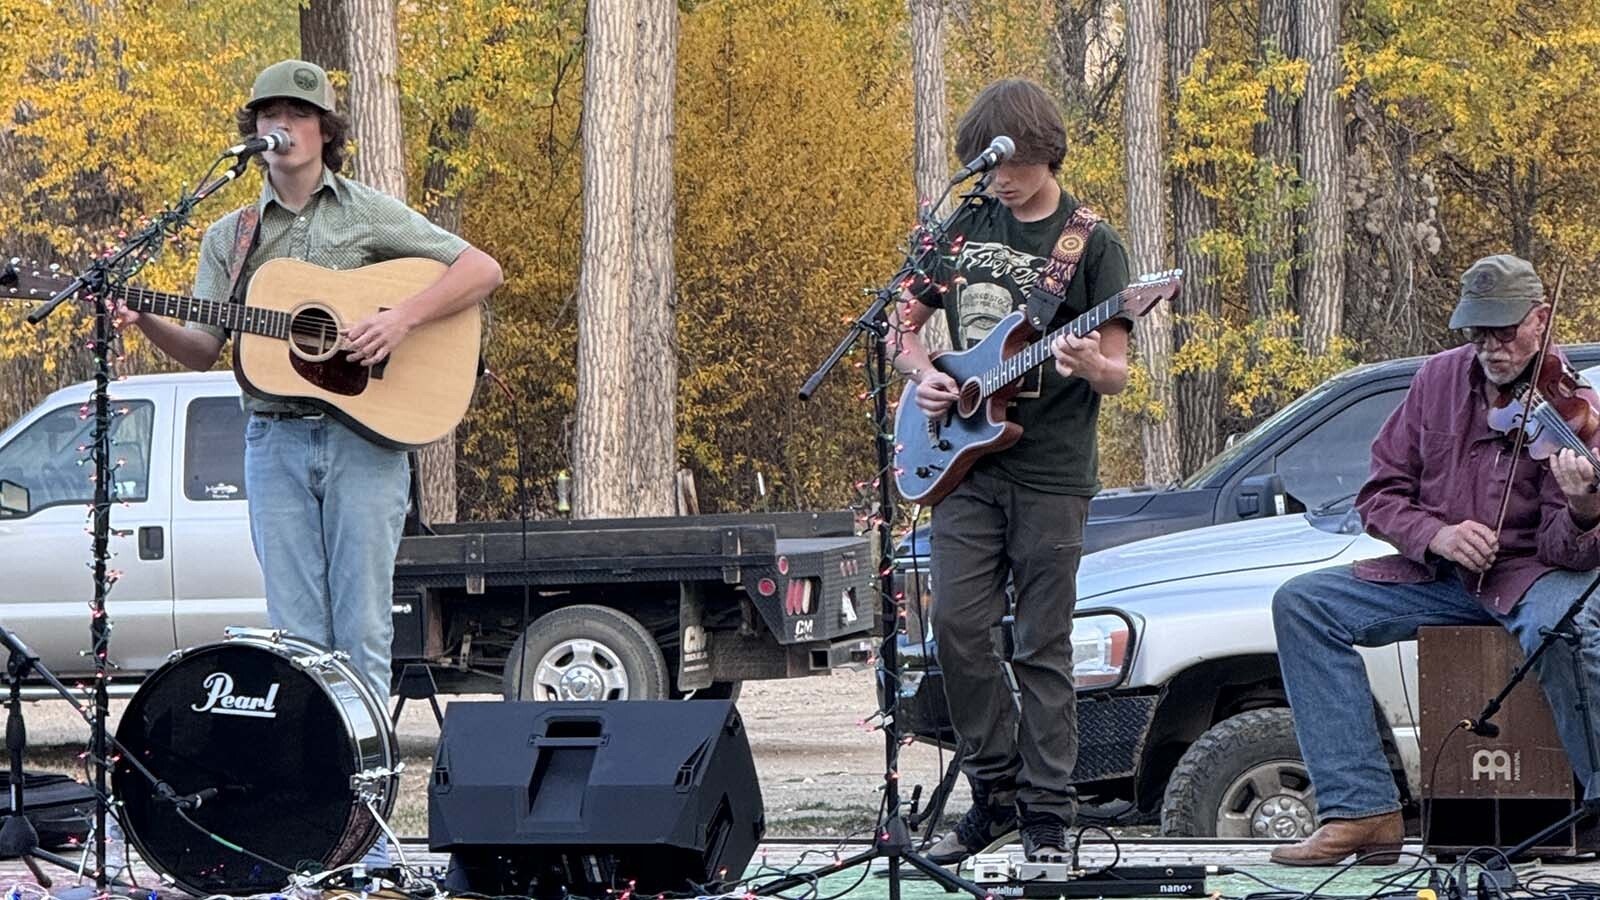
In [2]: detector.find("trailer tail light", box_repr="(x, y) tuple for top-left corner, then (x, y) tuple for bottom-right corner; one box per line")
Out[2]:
(784, 578), (814, 615)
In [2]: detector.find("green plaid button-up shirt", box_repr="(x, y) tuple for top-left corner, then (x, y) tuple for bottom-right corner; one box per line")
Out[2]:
(190, 168), (471, 414)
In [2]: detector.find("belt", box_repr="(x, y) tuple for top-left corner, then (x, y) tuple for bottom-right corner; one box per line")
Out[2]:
(253, 410), (325, 420)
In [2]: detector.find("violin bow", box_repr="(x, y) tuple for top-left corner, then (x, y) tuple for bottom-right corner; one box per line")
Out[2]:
(1479, 261), (1568, 592)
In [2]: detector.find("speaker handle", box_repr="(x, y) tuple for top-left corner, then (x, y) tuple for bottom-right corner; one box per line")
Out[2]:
(532, 736), (607, 748)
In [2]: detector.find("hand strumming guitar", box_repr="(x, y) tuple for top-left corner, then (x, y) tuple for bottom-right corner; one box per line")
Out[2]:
(914, 370), (961, 417)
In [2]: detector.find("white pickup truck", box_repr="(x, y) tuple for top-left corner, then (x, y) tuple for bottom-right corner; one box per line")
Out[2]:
(0, 371), (879, 700)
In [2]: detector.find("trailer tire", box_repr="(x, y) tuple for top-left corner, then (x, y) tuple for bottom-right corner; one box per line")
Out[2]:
(502, 605), (671, 701)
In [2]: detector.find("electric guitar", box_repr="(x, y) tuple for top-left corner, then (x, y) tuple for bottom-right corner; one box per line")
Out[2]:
(2, 256), (480, 449)
(894, 271), (1183, 505)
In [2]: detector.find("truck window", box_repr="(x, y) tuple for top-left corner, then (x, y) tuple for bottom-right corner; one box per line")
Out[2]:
(183, 397), (248, 502)
(1274, 389), (1406, 510)
(0, 401), (155, 512)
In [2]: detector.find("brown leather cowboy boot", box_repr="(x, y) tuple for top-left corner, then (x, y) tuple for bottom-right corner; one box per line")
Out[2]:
(1269, 811), (1404, 866)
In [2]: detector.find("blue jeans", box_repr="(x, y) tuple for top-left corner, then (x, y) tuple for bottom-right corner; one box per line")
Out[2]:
(244, 414), (408, 699)
(1273, 564), (1600, 821)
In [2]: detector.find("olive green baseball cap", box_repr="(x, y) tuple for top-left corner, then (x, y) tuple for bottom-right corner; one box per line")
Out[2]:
(247, 59), (335, 113)
(1449, 254), (1545, 329)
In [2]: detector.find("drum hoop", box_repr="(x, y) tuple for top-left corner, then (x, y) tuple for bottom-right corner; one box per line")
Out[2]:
(114, 634), (399, 894)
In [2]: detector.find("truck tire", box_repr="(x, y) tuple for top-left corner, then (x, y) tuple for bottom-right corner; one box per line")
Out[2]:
(1160, 707), (1316, 839)
(502, 605), (671, 701)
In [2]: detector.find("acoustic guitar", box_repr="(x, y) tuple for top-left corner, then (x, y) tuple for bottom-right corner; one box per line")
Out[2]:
(2, 256), (479, 449)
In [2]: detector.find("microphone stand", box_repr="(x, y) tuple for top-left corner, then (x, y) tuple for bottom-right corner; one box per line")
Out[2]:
(1459, 569), (1600, 866)
(18, 153), (248, 892)
(762, 175), (994, 900)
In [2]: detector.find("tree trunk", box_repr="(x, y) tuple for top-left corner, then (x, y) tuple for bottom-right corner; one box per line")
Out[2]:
(626, 0), (679, 517)
(1249, 0), (1294, 326)
(299, 0), (349, 74)
(573, 0), (640, 518)
(347, 0), (462, 526)
(1052, 0), (1121, 124)
(346, 0), (406, 197)
(909, 0), (952, 352)
(1295, 0), (1344, 355)
(1124, 0), (1181, 486)
(1168, 0), (1219, 475)
(418, 106), (477, 525)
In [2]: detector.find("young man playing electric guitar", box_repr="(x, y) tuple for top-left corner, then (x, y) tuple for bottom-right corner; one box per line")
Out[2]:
(888, 78), (1132, 864)
(119, 59), (501, 714)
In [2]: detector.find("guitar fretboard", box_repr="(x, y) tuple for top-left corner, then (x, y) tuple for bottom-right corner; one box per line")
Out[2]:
(977, 294), (1124, 398)
(114, 286), (290, 339)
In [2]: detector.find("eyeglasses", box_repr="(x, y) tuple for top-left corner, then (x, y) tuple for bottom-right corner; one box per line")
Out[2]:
(1462, 323), (1523, 346)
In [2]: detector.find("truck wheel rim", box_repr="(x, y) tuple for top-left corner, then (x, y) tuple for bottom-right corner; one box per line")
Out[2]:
(1216, 759), (1315, 839)
(533, 639), (630, 701)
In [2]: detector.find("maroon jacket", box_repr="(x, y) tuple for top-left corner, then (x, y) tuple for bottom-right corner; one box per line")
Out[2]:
(1354, 344), (1600, 612)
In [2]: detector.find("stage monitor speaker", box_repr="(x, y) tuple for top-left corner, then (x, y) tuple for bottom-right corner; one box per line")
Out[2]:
(429, 699), (765, 895)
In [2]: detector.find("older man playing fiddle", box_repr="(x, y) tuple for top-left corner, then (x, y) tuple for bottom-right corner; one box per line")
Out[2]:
(1269, 255), (1600, 866)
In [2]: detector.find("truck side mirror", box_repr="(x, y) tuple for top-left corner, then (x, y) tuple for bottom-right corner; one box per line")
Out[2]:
(1234, 473), (1287, 519)
(0, 480), (28, 517)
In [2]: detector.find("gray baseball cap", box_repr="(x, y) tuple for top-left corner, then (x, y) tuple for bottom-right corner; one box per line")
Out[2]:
(1448, 254), (1545, 329)
(247, 59), (335, 113)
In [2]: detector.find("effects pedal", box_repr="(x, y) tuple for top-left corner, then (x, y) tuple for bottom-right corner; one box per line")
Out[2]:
(970, 852), (1215, 898)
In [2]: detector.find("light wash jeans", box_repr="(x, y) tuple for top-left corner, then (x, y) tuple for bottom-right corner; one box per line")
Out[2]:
(244, 414), (408, 700)
(1273, 564), (1600, 821)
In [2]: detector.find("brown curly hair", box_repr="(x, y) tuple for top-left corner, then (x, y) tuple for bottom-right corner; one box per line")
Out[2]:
(234, 99), (351, 173)
(955, 78), (1068, 174)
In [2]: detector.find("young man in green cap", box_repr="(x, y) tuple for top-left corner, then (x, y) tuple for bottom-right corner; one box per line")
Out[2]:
(1269, 254), (1600, 866)
(118, 59), (502, 866)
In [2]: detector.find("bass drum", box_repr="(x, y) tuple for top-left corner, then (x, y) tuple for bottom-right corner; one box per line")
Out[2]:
(112, 629), (397, 896)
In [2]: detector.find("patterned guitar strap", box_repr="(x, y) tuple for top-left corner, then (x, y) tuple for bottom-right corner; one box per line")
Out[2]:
(225, 206), (261, 308)
(1022, 204), (1102, 334)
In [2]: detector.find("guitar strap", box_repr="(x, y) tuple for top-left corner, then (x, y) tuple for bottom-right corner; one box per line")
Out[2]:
(1022, 204), (1102, 334)
(225, 206), (262, 308)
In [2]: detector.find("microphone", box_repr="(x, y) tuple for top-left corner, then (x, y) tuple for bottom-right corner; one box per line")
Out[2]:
(224, 130), (292, 159)
(950, 135), (1015, 183)
(174, 784), (246, 810)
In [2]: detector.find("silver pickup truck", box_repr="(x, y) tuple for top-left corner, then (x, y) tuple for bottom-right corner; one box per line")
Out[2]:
(0, 371), (879, 699)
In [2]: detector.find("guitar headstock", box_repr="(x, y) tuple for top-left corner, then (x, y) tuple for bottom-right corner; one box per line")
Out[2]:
(1, 258), (71, 301)
(1119, 269), (1184, 318)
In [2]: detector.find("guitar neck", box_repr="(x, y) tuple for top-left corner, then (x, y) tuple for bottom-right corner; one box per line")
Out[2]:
(114, 285), (289, 339)
(979, 295), (1124, 399)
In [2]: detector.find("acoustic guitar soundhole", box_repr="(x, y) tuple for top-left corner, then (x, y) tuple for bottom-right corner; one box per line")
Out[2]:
(289, 305), (341, 361)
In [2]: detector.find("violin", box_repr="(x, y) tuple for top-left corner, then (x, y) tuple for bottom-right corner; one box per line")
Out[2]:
(1487, 351), (1600, 468)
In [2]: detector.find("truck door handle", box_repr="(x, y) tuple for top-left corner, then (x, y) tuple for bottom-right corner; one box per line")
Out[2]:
(137, 525), (164, 560)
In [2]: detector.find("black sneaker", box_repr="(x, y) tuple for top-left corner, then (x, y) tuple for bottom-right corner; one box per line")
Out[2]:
(926, 802), (1019, 865)
(1020, 813), (1074, 862)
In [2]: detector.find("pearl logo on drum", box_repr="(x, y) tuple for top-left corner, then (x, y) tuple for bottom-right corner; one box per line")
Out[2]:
(191, 672), (281, 718)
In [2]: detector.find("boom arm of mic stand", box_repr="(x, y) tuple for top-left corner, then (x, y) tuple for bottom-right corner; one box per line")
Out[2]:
(1466, 568), (1600, 737)
(798, 289), (894, 401)
(25, 157), (248, 325)
(798, 180), (990, 402)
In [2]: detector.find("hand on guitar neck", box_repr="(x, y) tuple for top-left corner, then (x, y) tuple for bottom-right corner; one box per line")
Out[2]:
(111, 298), (226, 372)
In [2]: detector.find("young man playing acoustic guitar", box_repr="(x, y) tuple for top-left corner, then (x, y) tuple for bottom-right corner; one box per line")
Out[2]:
(119, 59), (502, 703)
(887, 78), (1131, 864)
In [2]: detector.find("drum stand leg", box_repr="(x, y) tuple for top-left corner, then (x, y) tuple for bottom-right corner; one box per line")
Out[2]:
(0, 625), (145, 896)
(1, 645), (52, 888)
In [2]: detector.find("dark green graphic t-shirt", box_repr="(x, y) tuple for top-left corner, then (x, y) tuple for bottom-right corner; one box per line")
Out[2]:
(918, 189), (1131, 495)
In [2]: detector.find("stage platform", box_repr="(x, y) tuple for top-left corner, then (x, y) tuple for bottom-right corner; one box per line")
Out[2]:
(3, 837), (1599, 900)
